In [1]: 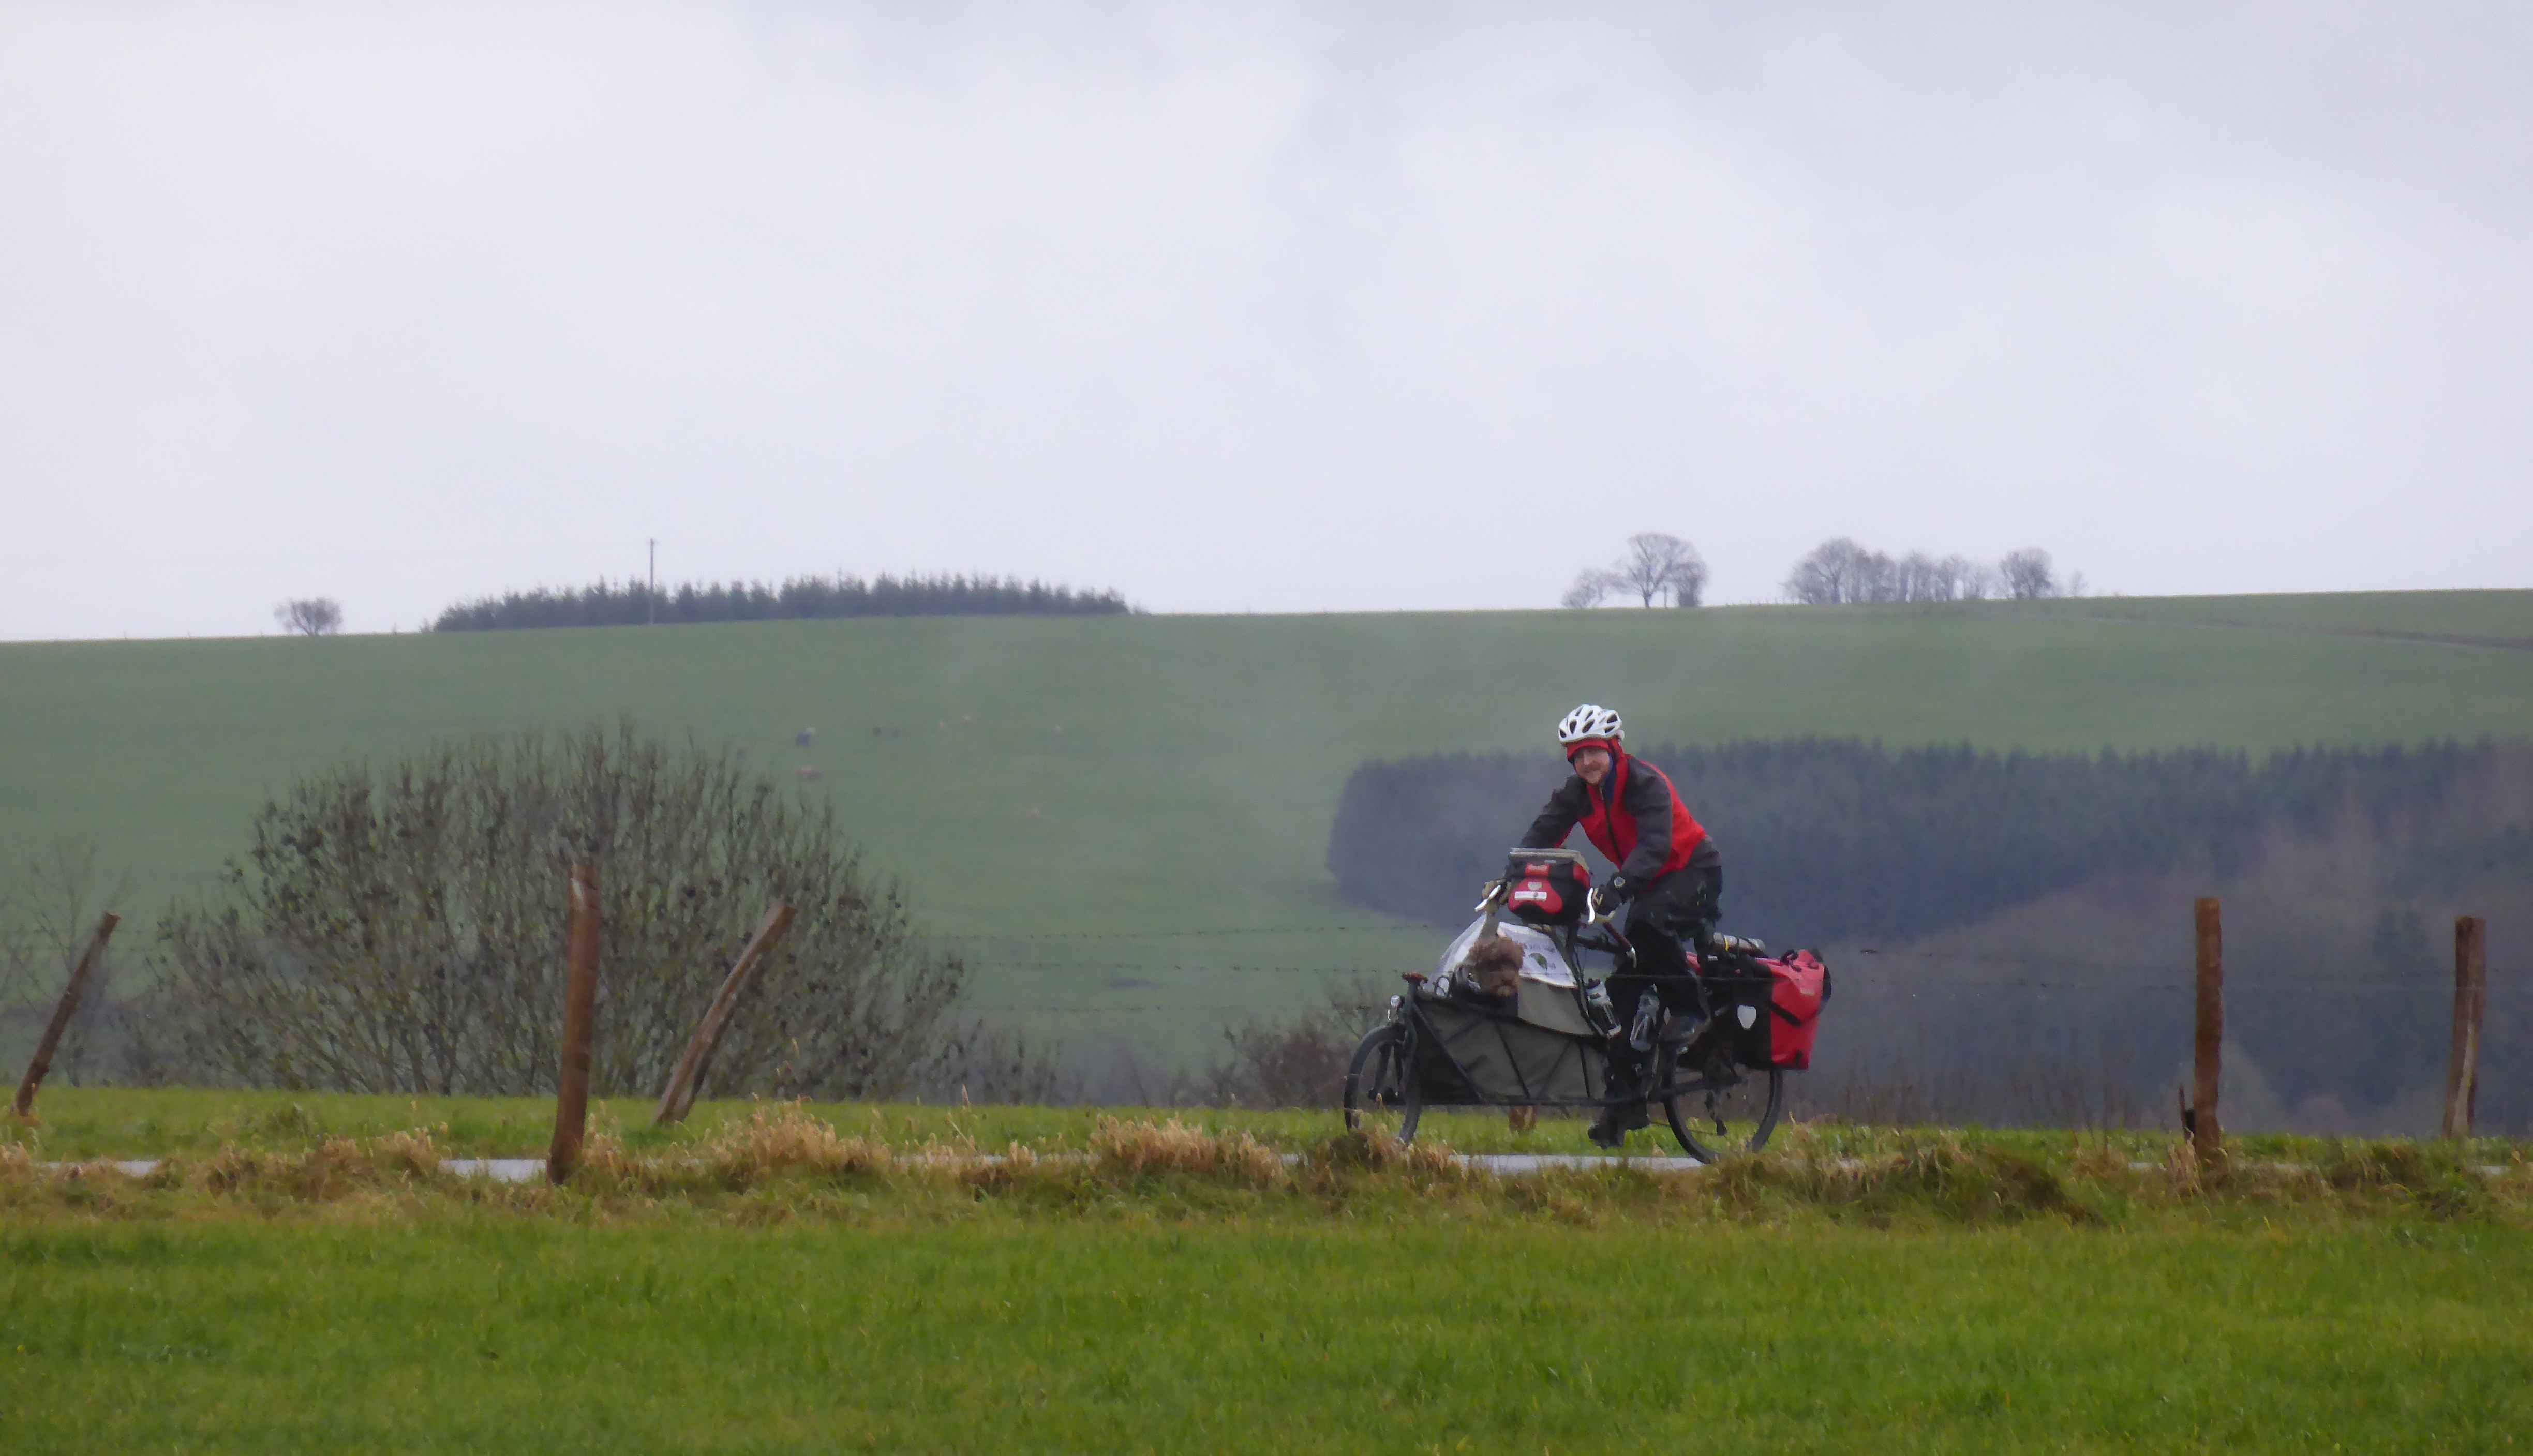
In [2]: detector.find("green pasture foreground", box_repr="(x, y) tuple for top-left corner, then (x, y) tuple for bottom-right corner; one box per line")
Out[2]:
(4, 1212), (2530, 1452)
(8, 1097), (2533, 1449)
(9, 591), (2532, 1050)
(16, 1085), (2532, 1169)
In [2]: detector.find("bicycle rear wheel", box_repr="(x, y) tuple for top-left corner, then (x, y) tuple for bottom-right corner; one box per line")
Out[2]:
(1342, 1023), (1423, 1145)
(1657, 1045), (1783, 1163)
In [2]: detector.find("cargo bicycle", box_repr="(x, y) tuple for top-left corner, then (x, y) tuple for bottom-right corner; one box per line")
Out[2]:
(1340, 849), (1828, 1162)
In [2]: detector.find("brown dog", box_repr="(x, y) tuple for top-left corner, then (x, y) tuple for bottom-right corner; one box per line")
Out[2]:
(1461, 933), (1525, 998)
(1459, 934), (1540, 1131)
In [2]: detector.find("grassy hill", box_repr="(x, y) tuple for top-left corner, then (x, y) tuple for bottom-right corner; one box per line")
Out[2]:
(6, 590), (2530, 1053)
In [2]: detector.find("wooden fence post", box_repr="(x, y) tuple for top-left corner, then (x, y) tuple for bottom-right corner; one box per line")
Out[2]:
(2192, 897), (2224, 1167)
(2443, 917), (2487, 1139)
(11, 912), (120, 1120)
(547, 863), (601, 1184)
(652, 902), (797, 1127)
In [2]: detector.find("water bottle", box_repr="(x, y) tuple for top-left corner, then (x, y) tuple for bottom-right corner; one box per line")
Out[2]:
(1629, 994), (1662, 1054)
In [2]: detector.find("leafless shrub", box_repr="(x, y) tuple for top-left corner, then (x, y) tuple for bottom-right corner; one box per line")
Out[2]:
(135, 723), (967, 1100)
(1200, 983), (1387, 1108)
(921, 1020), (1081, 1105)
(1056, 1038), (1213, 1107)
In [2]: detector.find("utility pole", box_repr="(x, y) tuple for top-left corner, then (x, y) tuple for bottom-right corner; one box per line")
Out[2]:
(648, 538), (657, 625)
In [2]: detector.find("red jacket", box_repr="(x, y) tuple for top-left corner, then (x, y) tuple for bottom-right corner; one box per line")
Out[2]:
(1519, 751), (1715, 892)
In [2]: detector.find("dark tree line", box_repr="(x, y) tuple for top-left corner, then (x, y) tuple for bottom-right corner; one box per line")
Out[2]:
(431, 573), (1133, 632)
(1783, 540), (2070, 604)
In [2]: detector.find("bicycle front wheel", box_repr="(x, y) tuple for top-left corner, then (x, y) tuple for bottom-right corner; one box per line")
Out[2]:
(1341, 1023), (1423, 1145)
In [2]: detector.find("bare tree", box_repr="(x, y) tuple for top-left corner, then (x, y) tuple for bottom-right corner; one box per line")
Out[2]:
(138, 723), (969, 1099)
(1999, 548), (2058, 601)
(1612, 532), (1708, 608)
(1934, 554), (1978, 600)
(1560, 568), (1616, 610)
(1561, 535), (1707, 609)
(1784, 537), (1877, 604)
(1851, 549), (1900, 603)
(274, 597), (344, 636)
(1893, 552), (1945, 602)
(1669, 546), (1712, 608)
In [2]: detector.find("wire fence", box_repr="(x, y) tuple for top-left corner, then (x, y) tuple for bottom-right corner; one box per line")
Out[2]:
(5, 911), (2510, 1135)
(927, 917), (2522, 1135)
(939, 926), (2468, 990)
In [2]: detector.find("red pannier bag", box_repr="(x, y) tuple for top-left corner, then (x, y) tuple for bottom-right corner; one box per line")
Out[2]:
(1760, 950), (1830, 1070)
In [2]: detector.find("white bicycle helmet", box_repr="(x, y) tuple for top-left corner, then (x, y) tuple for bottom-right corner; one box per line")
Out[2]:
(1555, 702), (1623, 747)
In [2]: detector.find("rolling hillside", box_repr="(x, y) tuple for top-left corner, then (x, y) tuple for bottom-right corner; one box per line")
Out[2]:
(7, 590), (2530, 1052)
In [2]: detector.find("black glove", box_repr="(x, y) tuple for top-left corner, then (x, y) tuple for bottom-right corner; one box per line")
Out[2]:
(1587, 885), (1621, 922)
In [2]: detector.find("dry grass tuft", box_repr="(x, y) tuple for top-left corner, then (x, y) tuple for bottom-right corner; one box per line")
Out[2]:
(2314, 1140), (2492, 1219)
(185, 1132), (452, 1200)
(2066, 1136), (2132, 1183)
(1304, 1128), (1466, 1185)
(370, 1127), (446, 1179)
(699, 1102), (895, 1183)
(953, 1141), (1046, 1194)
(572, 1104), (892, 1194)
(1091, 1118), (1287, 1187)
(1716, 1132), (2096, 1225)
(2157, 1137), (2207, 1198)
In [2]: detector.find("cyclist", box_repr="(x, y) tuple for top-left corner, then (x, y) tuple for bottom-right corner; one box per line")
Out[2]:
(1515, 703), (1723, 1147)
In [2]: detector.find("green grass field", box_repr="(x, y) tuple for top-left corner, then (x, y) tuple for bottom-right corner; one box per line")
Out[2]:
(11, 1217), (2529, 1453)
(8, 592), (2531, 1047)
(7, 1089), (2533, 1453)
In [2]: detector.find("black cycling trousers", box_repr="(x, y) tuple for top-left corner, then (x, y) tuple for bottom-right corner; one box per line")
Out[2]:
(1605, 866), (1722, 1092)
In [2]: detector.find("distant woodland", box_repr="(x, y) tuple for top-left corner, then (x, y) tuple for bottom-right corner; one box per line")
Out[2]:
(431, 573), (1133, 631)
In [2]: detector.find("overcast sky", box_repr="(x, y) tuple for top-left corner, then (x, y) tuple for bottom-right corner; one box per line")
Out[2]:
(4, 2), (2527, 639)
